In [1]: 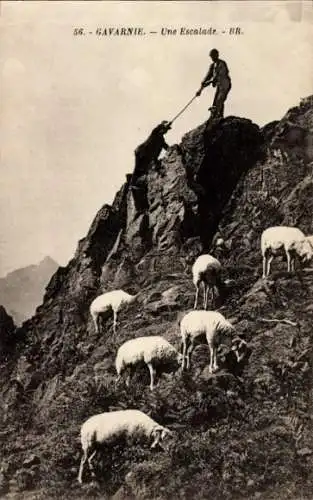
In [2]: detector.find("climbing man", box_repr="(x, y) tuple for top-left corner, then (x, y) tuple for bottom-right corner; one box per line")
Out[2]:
(130, 120), (171, 213)
(196, 49), (231, 119)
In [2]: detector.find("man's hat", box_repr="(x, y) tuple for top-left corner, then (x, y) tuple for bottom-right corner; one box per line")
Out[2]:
(210, 48), (219, 58)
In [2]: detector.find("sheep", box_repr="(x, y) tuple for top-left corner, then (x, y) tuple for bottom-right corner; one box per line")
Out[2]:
(78, 409), (172, 483)
(261, 226), (313, 278)
(90, 289), (137, 335)
(115, 336), (183, 391)
(192, 254), (225, 310)
(180, 310), (245, 373)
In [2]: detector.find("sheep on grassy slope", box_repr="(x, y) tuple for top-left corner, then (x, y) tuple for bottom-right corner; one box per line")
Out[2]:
(192, 254), (225, 310)
(78, 409), (172, 483)
(115, 336), (183, 391)
(180, 310), (245, 373)
(261, 226), (313, 278)
(90, 289), (137, 335)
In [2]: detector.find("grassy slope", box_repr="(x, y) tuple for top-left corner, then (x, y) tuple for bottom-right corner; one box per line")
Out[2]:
(1, 262), (313, 499)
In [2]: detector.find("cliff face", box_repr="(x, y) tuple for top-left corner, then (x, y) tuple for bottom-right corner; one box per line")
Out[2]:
(1, 97), (313, 499)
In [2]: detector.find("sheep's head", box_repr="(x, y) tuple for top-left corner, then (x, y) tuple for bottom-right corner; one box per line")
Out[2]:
(126, 292), (139, 305)
(151, 427), (176, 451)
(299, 240), (313, 265)
(171, 352), (184, 372)
(160, 351), (183, 374)
(230, 337), (248, 362)
(218, 324), (235, 349)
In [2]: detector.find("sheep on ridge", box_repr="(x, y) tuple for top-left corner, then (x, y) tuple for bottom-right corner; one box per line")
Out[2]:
(89, 289), (137, 335)
(78, 409), (173, 483)
(261, 226), (313, 278)
(115, 335), (182, 391)
(180, 310), (245, 373)
(192, 254), (225, 310)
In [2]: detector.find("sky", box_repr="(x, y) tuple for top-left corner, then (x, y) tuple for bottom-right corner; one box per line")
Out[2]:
(0, 0), (312, 276)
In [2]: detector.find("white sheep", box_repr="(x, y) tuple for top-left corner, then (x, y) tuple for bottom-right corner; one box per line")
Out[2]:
(115, 336), (182, 391)
(261, 226), (313, 278)
(78, 409), (172, 483)
(192, 254), (224, 310)
(180, 310), (245, 373)
(90, 289), (137, 335)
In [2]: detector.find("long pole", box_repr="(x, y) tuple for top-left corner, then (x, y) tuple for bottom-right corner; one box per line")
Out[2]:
(169, 94), (197, 125)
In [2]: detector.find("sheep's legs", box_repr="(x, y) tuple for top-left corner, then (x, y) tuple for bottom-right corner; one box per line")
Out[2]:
(125, 366), (134, 387)
(263, 250), (273, 278)
(78, 447), (98, 483)
(262, 255), (267, 278)
(211, 286), (216, 309)
(203, 282), (207, 310)
(266, 256), (273, 277)
(125, 373), (131, 387)
(204, 284), (209, 310)
(288, 252), (295, 272)
(194, 284), (200, 309)
(209, 345), (218, 373)
(212, 347), (218, 372)
(286, 251), (292, 273)
(113, 311), (118, 335)
(186, 343), (194, 370)
(147, 362), (156, 391)
(78, 450), (88, 483)
(87, 449), (97, 478)
(181, 341), (187, 370)
(91, 313), (99, 334)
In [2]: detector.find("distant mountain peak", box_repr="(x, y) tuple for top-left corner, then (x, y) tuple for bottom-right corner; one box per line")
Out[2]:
(38, 256), (59, 267)
(0, 257), (59, 326)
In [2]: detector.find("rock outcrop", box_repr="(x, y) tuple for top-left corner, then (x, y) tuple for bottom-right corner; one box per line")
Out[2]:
(0, 305), (15, 359)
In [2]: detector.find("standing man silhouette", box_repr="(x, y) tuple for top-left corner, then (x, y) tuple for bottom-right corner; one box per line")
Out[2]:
(196, 49), (231, 119)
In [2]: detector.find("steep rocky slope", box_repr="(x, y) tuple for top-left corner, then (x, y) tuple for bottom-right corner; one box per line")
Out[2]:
(0, 257), (58, 325)
(1, 97), (313, 499)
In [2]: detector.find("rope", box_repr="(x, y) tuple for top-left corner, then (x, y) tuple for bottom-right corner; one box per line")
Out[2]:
(169, 94), (198, 125)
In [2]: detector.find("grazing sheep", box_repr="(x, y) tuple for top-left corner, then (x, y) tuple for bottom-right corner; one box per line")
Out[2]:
(90, 289), (137, 335)
(261, 226), (313, 278)
(192, 254), (224, 309)
(116, 336), (183, 391)
(180, 310), (245, 373)
(78, 409), (172, 483)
